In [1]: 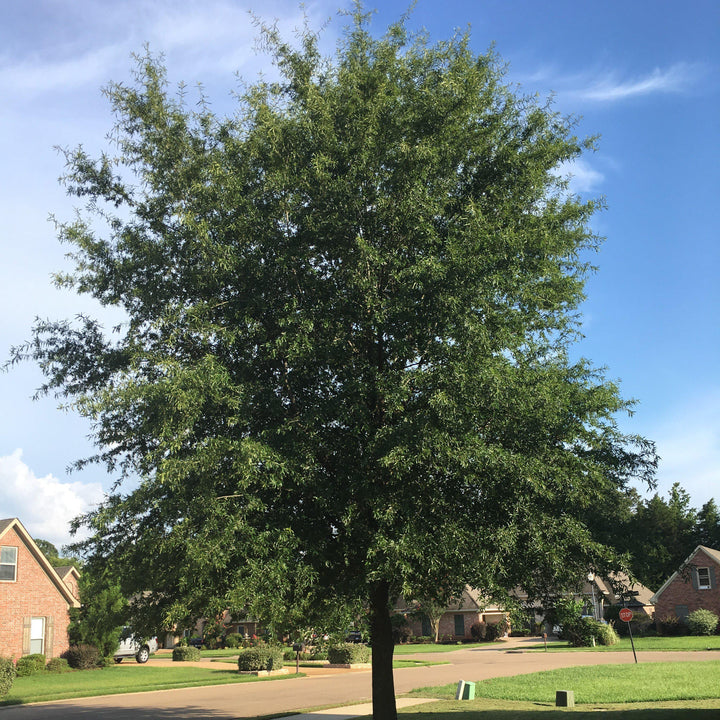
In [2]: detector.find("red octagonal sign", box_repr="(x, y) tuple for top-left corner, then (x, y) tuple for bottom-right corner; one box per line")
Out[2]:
(619, 608), (633, 622)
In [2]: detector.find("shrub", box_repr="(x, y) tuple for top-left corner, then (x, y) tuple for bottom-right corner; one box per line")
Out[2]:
(595, 623), (620, 646)
(0, 657), (16, 697)
(46, 657), (72, 673)
(172, 645), (202, 661)
(470, 622), (486, 640)
(327, 643), (371, 664)
(657, 615), (683, 636)
(16, 654), (46, 676)
(484, 623), (500, 642)
(688, 609), (719, 636)
(237, 646), (284, 672)
(224, 633), (243, 649)
(61, 644), (103, 670)
(563, 617), (605, 647)
(309, 649), (328, 660)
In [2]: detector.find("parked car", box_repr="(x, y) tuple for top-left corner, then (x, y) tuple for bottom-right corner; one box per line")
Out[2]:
(113, 628), (159, 663)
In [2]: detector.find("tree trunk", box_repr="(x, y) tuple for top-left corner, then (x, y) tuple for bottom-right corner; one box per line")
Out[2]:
(369, 580), (397, 720)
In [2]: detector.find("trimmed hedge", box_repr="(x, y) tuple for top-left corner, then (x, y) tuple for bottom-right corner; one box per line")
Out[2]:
(0, 657), (16, 697)
(61, 644), (103, 670)
(46, 657), (72, 673)
(237, 646), (284, 672)
(16, 654), (46, 677)
(327, 643), (371, 664)
(172, 645), (202, 661)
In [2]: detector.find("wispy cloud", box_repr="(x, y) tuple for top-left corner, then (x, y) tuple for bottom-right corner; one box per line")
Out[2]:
(0, 450), (104, 549)
(577, 63), (700, 102)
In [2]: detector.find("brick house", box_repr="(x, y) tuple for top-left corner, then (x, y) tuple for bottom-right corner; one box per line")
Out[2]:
(651, 545), (720, 624)
(397, 586), (508, 641)
(0, 518), (80, 659)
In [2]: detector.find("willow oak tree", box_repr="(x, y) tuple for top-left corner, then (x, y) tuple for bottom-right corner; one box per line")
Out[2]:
(14, 11), (656, 720)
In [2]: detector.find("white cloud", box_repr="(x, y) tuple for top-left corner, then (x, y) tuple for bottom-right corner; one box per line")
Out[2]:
(0, 450), (104, 550)
(0, 44), (125, 96)
(555, 158), (604, 194)
(578, 63), (699, 102)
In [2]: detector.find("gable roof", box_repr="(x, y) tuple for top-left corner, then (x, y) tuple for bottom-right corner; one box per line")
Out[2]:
(650, 545), (720, 604)
(0, 518), (80, 608)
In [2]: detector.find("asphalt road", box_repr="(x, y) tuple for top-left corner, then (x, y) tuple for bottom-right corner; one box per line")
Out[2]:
(1, 641), (717, 720)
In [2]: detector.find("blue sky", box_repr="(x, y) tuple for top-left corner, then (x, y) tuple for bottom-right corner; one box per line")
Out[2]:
(1, 0), (718, 548)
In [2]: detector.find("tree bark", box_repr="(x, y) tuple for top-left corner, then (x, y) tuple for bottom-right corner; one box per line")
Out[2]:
(369, 580), (397, 720)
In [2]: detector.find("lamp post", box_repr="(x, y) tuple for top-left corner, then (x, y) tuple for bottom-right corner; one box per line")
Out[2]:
(587, 572), (598, 621)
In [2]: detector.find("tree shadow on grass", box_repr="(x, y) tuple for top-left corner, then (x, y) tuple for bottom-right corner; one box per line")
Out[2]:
(398, 706), (720, 719)
(0, 704), (239, 719)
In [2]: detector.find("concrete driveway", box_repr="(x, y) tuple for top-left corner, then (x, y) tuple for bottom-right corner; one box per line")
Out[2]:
(1, 639), (716, 719)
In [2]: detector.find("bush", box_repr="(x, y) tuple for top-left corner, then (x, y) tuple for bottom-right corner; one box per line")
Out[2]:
(61, 644), (103, 670)
(237, 646), (284, 672)
(16, 654), (46, 677)
(0, 657), (16, 697)
(172, 645), (202, 661)
(688, 609), (719, 636)
(46, 657), (72, 673)
(224, 633), (243, 649)
(563, 618), (605, 647)
(657, 615), (684, 636)
(470, 622), (486, 641)
(327, 643), (371, 664)
(484, 623), (500, 642)
(595, 623), (620, 646)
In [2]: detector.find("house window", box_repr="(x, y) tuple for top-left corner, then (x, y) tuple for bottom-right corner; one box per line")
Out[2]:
(454, 614), (465, 636)
(30, 617), (45, 654)
(0, 546), (17, 581)
(421, 615), (432, 637)
(698, 567), (711, 590)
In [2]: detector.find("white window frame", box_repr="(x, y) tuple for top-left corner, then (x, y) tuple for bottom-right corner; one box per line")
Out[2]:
(30, 617), (45, 655)
(698, 567), (711, 590)
(0, 546), (17, 582)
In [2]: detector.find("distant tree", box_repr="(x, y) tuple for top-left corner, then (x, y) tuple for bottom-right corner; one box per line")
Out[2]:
(624, 483), (697, 589)
(33, 538), (81, 569)
(696, 499), (720, 549)
(12, 8), (656, 719)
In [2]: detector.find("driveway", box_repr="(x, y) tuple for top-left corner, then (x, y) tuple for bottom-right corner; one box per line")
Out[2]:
(1, 640), (716, 720)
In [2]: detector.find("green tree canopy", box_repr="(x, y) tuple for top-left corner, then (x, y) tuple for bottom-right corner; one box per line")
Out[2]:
(13, 9), (656, 718)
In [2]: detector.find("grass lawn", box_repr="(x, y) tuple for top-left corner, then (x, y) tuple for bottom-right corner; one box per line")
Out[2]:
(0, 664), (301, 706)
(394, 643), (485, 654)
(408, 660), (720, 704)
(531, 635), (720, 652)
(397, 697), (720, 719)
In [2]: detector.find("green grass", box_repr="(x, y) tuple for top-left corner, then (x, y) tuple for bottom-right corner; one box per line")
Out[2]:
(396, 697), (720, 719)
(394, 643), (486, 654)
(531, 635), (720, 652)
(1, 664), (301, 706)
(409, 660), (720, 704)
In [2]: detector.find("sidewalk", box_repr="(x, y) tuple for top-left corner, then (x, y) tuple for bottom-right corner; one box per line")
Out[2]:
(279, 697), (439, 720)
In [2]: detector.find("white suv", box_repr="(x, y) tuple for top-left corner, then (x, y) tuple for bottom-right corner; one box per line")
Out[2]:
(113, 628), (158, 663)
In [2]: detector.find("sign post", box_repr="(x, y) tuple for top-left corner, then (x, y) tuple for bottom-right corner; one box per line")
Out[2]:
(619, 608), (637, 663)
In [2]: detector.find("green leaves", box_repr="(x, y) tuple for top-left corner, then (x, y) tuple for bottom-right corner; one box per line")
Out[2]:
(15, 7), (657, 665)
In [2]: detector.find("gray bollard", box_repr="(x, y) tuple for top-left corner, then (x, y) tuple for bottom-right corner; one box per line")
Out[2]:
(556, 689), (575, 707)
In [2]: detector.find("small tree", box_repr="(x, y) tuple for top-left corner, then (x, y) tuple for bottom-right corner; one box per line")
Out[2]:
(69, 566), (128, 657)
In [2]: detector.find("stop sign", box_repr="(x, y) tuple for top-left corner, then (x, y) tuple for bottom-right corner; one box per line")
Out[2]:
(619, 608), (633, 622)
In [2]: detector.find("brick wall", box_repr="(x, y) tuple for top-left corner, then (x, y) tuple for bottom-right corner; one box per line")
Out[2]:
(654, 549), (720, 621)
(0, 527), (72, 659)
